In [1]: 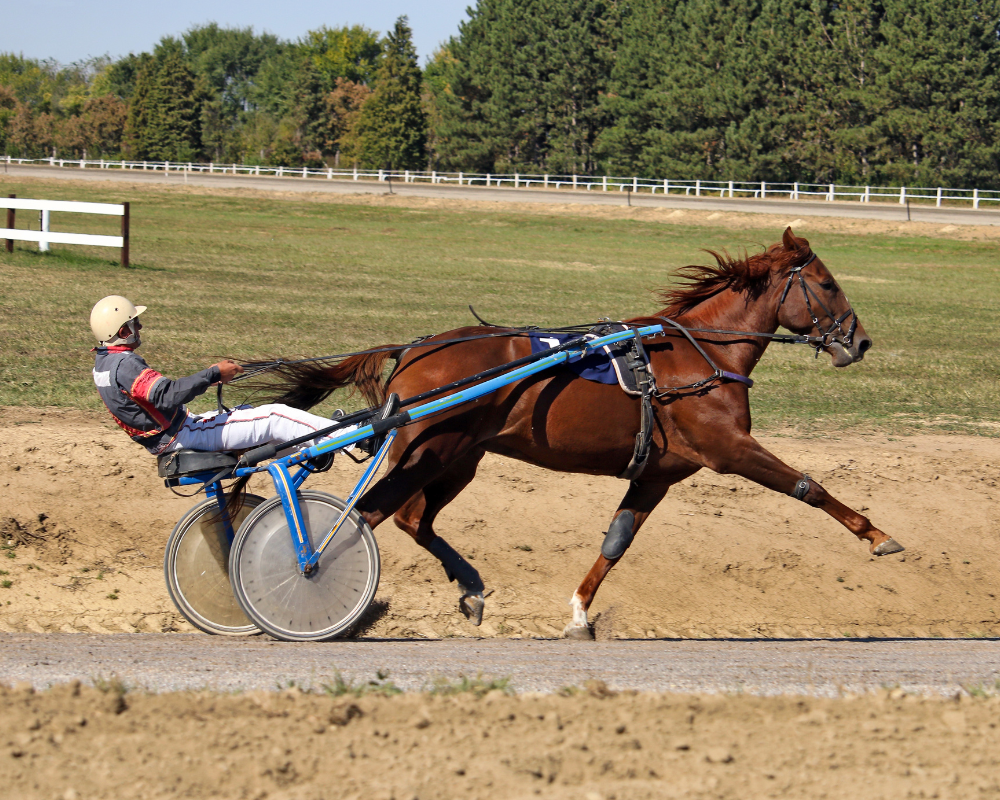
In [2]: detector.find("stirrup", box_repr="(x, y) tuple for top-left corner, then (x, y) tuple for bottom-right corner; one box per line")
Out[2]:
(358, 393), (400, 457)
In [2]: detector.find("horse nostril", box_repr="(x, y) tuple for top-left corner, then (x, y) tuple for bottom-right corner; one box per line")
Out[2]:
(858, 338), (872, 355)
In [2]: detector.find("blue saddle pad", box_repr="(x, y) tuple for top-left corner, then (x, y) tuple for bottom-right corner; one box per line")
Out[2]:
(528, 332), (622, 386)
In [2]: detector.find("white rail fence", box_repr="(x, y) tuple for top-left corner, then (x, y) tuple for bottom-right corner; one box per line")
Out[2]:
(6, 155), (1000, 210)
(2, 194), (130, 266)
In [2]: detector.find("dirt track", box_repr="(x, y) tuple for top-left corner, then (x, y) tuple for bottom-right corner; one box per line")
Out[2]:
(2, 406), (999, 640)
(4, 408), (1000, 798)
(3, 681), (1000, 800)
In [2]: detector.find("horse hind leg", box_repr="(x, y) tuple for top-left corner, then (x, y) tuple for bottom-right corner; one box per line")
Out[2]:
(563, 480), (669, 640)
(393, 449), (488, 625)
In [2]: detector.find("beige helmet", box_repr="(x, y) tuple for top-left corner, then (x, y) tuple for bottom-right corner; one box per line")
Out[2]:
(90, 295), (146, 346)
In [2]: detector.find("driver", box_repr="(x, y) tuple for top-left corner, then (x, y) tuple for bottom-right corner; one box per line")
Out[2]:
(90, 295), (354, 457)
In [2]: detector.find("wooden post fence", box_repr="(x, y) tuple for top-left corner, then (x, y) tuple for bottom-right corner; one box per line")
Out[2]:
(0, 196), (131, 266)
(5, 194), (13, 253)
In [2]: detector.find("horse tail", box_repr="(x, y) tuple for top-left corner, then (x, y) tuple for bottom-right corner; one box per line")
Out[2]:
(252, 347), (405, 410)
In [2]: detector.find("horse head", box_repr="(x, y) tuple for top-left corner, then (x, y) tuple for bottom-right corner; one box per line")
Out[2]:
(773, 228), (872, 368)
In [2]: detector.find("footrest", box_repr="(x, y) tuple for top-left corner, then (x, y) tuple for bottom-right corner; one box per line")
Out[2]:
(157, 449), (239, 479)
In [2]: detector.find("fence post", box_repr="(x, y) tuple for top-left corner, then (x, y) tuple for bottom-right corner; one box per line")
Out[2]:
(543, 174), (548, 188)
(514, 173), (519, 188)
(5, 194), (14, 254)
(899, 186), (906, 205)
(303, 166), (308, 179)
(120, 202), (130, 269)
(695, 179), (701, 197)
(39, 209), (50, 252)
(603, 175), (607, 192)
(936, 187), (942, 208)
(973, 188), (980, 210)
(378, 169), (384, 182)
(327, 168), (332, 179)
(432, 170), (437, 184)
(486, 173), (491, 187)
(353, 167), (358, 181)
(165, 161), (170, 174)
(864, 186), (870, 203)
(459, 172), (463, 186)
(792, 182), (798, 200)
(827, 184), (834, 201)
(80, 159), (86, 169)
(760, 181), (766, 199)
(633, 176), (638, 194)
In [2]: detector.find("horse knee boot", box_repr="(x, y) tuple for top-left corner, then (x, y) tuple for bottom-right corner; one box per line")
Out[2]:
(601, 510), (636, 560)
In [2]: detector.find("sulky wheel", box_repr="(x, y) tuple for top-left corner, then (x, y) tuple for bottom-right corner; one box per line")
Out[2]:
(229, 491), (380, 642)
(164, 494), (266, 636)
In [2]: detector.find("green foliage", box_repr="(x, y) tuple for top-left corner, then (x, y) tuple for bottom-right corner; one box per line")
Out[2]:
(4, 3), (1000, 181)
(124, 54), (204, 160)
(299, 25), (381, 89)
(432, 0), (620, 174)
(354, 17), (426, 170)
(436, 0), (1000, 187)
(322, 669), (402, 697)
(427, 674), (514, 696)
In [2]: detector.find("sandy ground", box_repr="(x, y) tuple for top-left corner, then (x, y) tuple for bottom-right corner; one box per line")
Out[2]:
(1, 406), (999, 640)
(2, 681), (999, 800)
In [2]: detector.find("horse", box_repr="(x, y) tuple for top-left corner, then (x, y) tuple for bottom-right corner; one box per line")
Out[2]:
(262, 228), (903, 639)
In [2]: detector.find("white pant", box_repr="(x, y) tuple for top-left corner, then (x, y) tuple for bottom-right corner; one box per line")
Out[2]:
(167, 404), (357, 453)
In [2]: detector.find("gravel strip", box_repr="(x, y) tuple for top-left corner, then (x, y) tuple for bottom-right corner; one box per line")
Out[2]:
(2, 633), (998, 696)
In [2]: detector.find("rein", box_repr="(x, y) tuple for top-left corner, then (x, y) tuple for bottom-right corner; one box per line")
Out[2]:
(232, 252), (858, 383)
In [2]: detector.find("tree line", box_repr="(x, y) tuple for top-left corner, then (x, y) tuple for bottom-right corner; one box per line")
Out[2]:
(3, 1), (1000, 187)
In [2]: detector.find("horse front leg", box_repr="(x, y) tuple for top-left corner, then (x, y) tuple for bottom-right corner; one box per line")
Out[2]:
(706, 434), (904, 555)
(563, 480), (669, 640)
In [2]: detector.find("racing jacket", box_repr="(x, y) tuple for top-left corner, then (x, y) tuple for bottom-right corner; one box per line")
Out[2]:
(92, 346), (221, 454)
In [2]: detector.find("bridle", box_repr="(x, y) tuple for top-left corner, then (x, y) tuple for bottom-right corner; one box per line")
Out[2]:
(778, 252), (859, 357)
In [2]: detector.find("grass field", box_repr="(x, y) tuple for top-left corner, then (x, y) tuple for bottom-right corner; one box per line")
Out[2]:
(1, 176), (997, 434)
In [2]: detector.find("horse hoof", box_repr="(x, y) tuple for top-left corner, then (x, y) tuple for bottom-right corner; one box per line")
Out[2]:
(562, 624), (594, 641)
(872, 538), (905, 556)
(460, 593), (484, 626)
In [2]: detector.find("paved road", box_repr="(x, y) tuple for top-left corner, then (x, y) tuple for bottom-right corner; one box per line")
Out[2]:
(5, 164), (999, 227)
(2, 633), (997, 696)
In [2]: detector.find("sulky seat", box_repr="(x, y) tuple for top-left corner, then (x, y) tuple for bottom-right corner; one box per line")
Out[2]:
(157, 449), (239, 479)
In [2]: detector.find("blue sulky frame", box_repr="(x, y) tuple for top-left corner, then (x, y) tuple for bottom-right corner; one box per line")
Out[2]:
(175, 324), (666, 575)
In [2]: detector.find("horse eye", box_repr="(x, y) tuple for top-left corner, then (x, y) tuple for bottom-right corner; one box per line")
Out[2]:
(821, 281), (836, 291)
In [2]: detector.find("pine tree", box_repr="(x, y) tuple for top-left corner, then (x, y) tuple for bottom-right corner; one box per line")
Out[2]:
(867, 0), (1000, 187)
(122, 55), (157, 158)
(430, 0), (621, 174)
(354, 17), (427, 169)
(149, 53), (204, 160)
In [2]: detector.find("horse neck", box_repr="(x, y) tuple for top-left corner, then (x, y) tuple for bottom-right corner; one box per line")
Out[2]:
(674, 286), (780, 376)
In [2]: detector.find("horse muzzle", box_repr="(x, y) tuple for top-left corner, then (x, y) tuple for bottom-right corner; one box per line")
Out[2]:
(827, 333), (872, 367)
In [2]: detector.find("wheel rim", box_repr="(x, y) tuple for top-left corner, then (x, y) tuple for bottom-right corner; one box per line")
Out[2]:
(170, 496), (264, 634)
(232, 492), (379, 641)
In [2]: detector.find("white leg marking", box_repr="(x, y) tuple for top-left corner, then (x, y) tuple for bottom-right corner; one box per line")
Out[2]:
(562, 593), (589, 635)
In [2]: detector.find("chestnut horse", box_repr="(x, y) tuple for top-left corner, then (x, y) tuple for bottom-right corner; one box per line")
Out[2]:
(266, 228), (903, 638)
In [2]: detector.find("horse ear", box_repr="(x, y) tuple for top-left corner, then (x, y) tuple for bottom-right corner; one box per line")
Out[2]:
(782, 226), (810, 254)
(782, 227), (800, 251)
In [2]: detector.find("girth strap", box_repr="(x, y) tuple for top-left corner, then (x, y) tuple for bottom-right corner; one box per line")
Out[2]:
(618, 330), (656, 481)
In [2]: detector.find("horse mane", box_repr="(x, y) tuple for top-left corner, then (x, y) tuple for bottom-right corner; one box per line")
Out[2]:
(657, 233), (811, 316)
